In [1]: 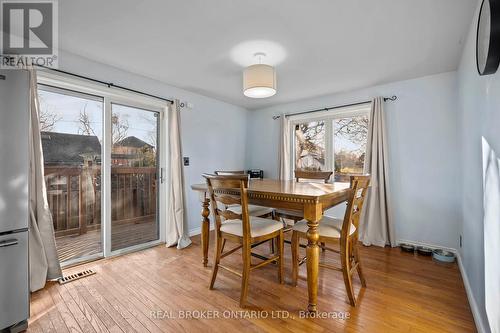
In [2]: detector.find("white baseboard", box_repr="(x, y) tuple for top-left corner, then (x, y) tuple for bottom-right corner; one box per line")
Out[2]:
(397, 239), (487, 333)
(188, 224), (214, 237)
(188, 226), (201, 237)
(456, 252), (488, 333)
(396, 239), (457, 253)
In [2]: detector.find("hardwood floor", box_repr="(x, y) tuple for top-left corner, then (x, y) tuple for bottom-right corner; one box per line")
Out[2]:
(29, 233), (476, 333)
(55, 219), (157, 263)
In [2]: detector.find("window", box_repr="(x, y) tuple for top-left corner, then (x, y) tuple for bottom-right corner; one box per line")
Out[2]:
(333, 115), (369, 182)
(292, 104), (370, 182)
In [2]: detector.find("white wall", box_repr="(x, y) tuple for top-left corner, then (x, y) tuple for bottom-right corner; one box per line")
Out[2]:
(57, 51), (249, 234)
(246, 72), (462, 249)
(457, 0), (499, 331)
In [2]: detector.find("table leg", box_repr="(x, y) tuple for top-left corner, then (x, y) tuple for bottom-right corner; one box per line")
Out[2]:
(201, 197), (211, 267)
(304, 204), (322, 312)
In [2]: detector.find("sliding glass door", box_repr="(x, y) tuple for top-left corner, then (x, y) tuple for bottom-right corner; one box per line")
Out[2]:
(38, 86), (104, 264)
(38, 81), (165, 266)
(110, 104), (160, 251)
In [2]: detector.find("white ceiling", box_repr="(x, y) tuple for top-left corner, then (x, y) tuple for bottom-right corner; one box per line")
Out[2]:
(59, 0), (477, 110)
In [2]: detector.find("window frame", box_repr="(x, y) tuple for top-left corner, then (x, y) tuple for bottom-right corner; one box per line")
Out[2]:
(37, 69), (169, 266)
(289, 103), (371, 181)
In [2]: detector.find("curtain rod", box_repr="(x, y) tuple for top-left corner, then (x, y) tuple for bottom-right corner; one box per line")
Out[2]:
(36, 65), (174, 104)
(272, 95), (397, 120)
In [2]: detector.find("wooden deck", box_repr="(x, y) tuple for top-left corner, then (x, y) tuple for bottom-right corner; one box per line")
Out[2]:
(31, 233), (476, 333)
(55, 218), (158, 262)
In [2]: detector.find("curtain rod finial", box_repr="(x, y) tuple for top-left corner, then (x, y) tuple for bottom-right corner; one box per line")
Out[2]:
(273, 115), (281, 120)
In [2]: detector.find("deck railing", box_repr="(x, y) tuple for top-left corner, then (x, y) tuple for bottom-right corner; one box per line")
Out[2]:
(44, 165), (157, 237)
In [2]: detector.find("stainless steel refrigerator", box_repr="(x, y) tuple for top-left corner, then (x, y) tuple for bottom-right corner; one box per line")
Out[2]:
(0, 69), (30, 332)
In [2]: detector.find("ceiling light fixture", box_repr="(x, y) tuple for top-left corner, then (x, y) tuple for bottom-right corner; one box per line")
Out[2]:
(243, 52), (276, 98)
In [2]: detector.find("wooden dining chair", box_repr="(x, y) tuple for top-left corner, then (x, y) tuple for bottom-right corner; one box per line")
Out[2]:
(275, 170), (334, 225)
(214, 170), (274, 218)
(214, 170), (246, 175)
(295, 170), (334, 183)
(290, 175), (370, 306)
(204, 174), (285, 307)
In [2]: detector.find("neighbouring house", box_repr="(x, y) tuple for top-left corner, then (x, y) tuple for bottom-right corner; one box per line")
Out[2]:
(41, 131), (101, 166)
(112, 136), (155, 167)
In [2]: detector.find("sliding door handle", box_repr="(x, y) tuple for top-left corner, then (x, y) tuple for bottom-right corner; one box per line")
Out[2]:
(0, 238), (18, 248)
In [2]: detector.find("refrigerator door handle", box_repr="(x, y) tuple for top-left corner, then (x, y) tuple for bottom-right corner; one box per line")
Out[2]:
(0, 238), (19, 247)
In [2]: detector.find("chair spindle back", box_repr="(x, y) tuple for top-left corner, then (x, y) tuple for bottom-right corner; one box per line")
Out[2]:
(295, 170), (333, 183)
(341, 175), (371, 241)
(203, 174), (251, 240)
(214, 170), (246, 176)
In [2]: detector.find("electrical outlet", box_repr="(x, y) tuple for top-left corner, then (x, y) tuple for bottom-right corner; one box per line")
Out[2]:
(183, 157), (190, 166)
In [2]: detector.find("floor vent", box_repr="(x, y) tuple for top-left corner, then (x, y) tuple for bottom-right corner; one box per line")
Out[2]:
(58, 269), (96, 285)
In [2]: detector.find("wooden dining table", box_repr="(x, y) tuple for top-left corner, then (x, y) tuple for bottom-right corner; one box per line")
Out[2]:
(191, 178), (351, 312)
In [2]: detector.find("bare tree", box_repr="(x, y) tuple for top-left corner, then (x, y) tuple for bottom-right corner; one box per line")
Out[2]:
(295, 121), (325, 170)
(296, 121), (325, 154)
(138, 113), (157, 147)
(38, 95), (61, 132)
(77, 106), (129, 143)
(334, 116), (369, 146)
(112, 113), (129, 144)
(39, 109), (61, 132)
(78, 103), (97, 136)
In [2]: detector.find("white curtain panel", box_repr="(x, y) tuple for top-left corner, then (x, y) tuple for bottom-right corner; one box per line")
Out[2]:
(482, 137), (500, 333)
(28, 68), (62, 291)
(278, 115), (291, 180)
(360, 97), (396, 247)
(166, 100), (191, 249)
